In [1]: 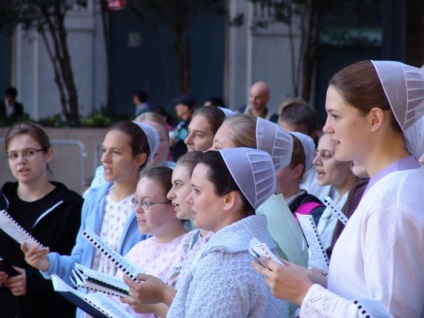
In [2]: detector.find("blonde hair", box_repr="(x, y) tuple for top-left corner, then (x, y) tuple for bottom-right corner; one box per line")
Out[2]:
(222, 114), (257, 148)
(135, 111), (169, 141)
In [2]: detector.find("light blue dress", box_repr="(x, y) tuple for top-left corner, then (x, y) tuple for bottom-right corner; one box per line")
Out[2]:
(167, 214), (289, 318)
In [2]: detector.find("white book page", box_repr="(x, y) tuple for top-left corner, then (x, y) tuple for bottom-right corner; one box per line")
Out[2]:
(323, 196), (348, 225)
(0, 210), (43, 249)
(296, 213), (329, 271)
(85, 292), (133, 318)
(72, 264), (129, 298)
(82, 228), (144, 281)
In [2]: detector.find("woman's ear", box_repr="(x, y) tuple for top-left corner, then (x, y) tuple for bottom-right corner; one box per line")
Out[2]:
(222, 191), (239, 212)
(45, 147), (54, 164)
(135, 152), (148, 167)
(368, 107), (385, 132)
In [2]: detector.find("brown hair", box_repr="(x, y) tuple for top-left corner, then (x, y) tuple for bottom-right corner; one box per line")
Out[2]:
(279, 100), (318, 135)
(175, 151), (203, 177)
(108, 121), (150, 170)
(192, 106), (226, 135)
(222, 114), (257, 148)
(139, 166), (173, 198)
(329, 60), (401, 132)
(289, 134), (306, 180)
(4, 121), (50, 152)
(4, 121), (52, 173)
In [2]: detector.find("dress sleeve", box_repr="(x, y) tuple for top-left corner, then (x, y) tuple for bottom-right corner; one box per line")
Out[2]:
(300, 284), (392, 318)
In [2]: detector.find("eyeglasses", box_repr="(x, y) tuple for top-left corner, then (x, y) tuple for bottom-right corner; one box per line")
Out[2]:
(7, 148), (46, 161)
(131, 197), (171, 210)
(314, 149), (335, 160)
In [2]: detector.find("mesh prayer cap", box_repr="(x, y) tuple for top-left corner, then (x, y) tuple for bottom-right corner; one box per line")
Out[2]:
(290, 132), (316, 171)
(371, 61), (424, 159)
(219, 147), (276, 209)
(218, 106), (237, 117)
(256, 117), (293, 171)
(132, 121), (160, 163)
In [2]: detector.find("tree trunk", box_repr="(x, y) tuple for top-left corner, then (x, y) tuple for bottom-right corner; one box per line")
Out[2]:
(300, 0), (319, 103)
(54, 1), (79, 123)
(172, 0), (191, 95)
(38, 0), (79, 123)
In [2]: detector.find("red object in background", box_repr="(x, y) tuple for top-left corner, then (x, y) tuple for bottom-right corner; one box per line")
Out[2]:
(106, 0), (126, 11)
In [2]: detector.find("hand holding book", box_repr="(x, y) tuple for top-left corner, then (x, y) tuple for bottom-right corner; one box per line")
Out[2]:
(21, 242), (50, 272)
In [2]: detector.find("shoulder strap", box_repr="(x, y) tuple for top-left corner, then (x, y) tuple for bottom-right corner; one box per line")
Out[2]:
(295, 201), (323, 217)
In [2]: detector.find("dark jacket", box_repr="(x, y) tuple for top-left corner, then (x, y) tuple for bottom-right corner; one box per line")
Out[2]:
(0, 100), (24, 123)
(237, 104), (279, 123)
(0, 181), (83, 318)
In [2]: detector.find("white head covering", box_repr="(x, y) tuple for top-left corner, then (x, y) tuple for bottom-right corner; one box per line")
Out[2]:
(256, 117), (293, 171)
(219, 147), (276, 209)
(132, 121), (160, 163)
(371, 60), (424, 159)
(290, 132), (316, 171)
(218, 107), (237, 117)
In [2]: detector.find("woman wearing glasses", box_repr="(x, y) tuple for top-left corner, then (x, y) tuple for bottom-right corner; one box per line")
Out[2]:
(22, 121), (151, 318)
(0, 121), (83, 318)
(114, 166), (190, 317)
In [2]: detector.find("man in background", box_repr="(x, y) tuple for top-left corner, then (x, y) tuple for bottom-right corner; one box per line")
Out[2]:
(238, 81), (278, 122)
(0, 86), (24, 123)
(133, 90), (149, 117)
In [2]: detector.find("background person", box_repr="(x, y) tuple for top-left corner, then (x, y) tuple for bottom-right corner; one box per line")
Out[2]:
(238, 81), (278, 122)
(170, 95), (197, 161)
(133, 90), (149, 117)
(0, 86), (24, 123)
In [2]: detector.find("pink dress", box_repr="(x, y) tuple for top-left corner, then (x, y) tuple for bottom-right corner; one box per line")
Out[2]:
(115, 232), (192, 318)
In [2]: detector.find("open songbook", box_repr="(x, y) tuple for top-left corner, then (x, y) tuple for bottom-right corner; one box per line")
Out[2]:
(52, 274), (132, 318)
(0, 210), (44, 250)
(323, 196), (348, 225)
(249, 237), (284, 270)
(71, 263), (130, 298)
(296, 213), (330, 271)
(82, 228), (144, 282)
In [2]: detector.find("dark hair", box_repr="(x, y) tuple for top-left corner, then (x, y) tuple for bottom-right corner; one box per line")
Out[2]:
(289, 134), (306, 180)
(139, 166), (173, 197)
(173, 95), (197, 109)
(5, 86), (17, 98)
(205, 96), (225, 107)
(4, 121), (52, 173)
(279, 100), (318, 135)
(192, 106), (225, 135)
(134, 90), (148, 103)
(198, 151), (254, 216)
(175, 151), (203, 176)
(108, 121), (150, 170)
(151, 106), (174, 126)
(329, 60), (401, 132)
